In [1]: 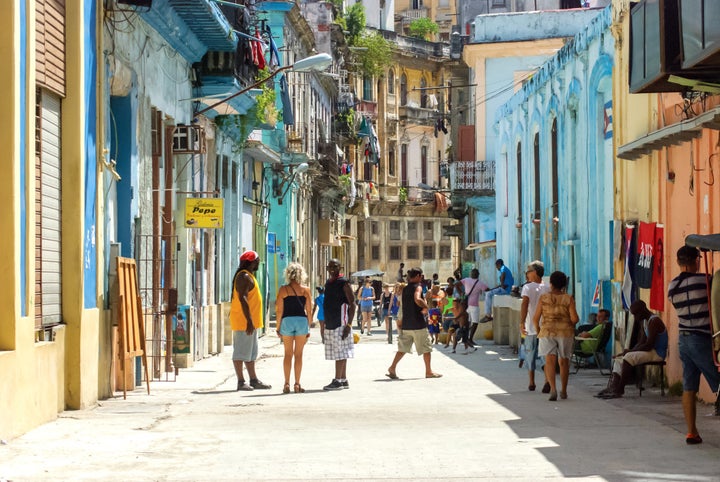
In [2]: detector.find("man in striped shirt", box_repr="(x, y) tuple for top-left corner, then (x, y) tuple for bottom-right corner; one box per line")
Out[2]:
(667, 245), (720, 445)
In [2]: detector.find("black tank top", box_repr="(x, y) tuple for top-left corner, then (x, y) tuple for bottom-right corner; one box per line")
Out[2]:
(282, 295), (306, 317)
(401, 282), (425, 330)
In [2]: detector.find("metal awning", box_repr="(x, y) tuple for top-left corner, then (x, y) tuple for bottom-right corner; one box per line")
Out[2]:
(243, 140), (281, 164)
(618, 106), (720, 161)
(465, 240), (496, 250)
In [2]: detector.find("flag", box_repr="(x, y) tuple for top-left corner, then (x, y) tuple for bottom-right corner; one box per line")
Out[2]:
(649, 224), (665, 311)
(604, 100), (613, 139)
(621, 224), (637, 309)
(636, 221), (655, 289)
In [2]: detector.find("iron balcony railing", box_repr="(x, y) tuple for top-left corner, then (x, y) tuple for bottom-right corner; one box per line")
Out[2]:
(449, 160), (495, 193)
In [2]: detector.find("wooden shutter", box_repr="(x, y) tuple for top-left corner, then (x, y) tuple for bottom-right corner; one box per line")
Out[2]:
(36, 0), (66, 96)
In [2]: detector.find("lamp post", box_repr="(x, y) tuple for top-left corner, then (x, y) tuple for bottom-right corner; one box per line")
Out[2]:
(271, 162), (309, 205)
(194, 53), (332, 117)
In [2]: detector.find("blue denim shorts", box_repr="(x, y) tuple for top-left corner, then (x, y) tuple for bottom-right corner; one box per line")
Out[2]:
(279, 316), (309, 337)
(678, 331), (720, 392)
(524, 334), (544, 371)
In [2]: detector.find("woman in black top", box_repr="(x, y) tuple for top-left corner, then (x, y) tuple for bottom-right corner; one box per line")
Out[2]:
(275, 263), (312, 393)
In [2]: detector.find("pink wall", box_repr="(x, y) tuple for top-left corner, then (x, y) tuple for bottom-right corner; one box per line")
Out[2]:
(658, 93), (720, 401)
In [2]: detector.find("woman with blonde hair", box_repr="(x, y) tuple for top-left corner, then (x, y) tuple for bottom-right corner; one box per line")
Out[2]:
(275, 263), (313, 393)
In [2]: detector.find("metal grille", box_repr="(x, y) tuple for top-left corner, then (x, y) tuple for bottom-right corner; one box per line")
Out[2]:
(136, 234), (179, 381)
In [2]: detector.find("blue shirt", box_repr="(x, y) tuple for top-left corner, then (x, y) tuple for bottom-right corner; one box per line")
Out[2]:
(499, 265), (514, 292)
(359, 287), (375, 309)
(315, 294), (325, 321)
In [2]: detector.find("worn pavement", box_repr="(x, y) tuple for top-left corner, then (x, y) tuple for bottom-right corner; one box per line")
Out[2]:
(1, 323), (719, 481)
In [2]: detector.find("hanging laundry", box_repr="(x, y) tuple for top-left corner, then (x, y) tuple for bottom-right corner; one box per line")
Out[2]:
(427, 94), (438, 109)
(280, 74), (294, 126)
(254, 30), (266, 70)
(649, 224), (665, 311)
(265, 25), (281, 68)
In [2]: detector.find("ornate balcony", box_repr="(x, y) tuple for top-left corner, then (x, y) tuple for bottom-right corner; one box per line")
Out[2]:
(449, 160), (495, 194)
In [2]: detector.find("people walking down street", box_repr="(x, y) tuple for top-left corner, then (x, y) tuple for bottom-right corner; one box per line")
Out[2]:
(451, 298), (476, 354)
(397, 262), (405, 282)
(460, 269), (489, 342)
(520, 261), (550, 392)
(381, 284), (393, 337)
(595, 300), (667, 400)
(229, 250), (272, 392)
(533, 271), (579, 401)
(275, 263), (313, 394)
(386, 268), (442, 380)
(359, 278), (376, 335)
(388, 283), (404, 344)
(482, 259), (515, 323)
(312, 287), (325, 344)
(667, 245), (720, 445)
(322, 259), (355, 391)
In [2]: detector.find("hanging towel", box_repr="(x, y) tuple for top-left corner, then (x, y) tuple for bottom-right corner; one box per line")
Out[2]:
(649, 225), (665, 311)
(279, 75), (294, 126)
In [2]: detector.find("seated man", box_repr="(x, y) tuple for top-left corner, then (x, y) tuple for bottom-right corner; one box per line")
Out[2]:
(577, 309), (610, 355)
(481, 259), (514, 323)
(596, 300), (667, 399)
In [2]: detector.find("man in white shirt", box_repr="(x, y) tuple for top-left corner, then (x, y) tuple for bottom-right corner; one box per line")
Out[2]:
(520, 261), (550, 392)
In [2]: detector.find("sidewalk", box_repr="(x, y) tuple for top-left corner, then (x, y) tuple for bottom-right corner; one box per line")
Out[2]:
(1, 325), (719, 481)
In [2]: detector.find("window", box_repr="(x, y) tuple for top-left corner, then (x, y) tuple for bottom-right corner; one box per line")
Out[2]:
(388, 69), (395, 94)
(423, 221), (434, 240)
(551, 119), (559, 219)
(423, 245), (435, 260)
(401, 144), (408, 186)
(407, 221), (417, 239)
(407, 245), (419, 259)
(345, 218), (351, 232)
(390, 246), (401, 260)
(533, 133), (540, 220)
(421, 146), (428, 185)
(388, 144), (396, 177)
(372, 245), (380, 260)
(371, 221), (378, 235)
(412, 0), (423, 9)
(389, 220), (401, 240)
(439, 245), (451, 259)
(420, 77), (427, 108)
(363, 76), (373, 101)
(400, 74), (408, 106)
(492, 0), (506, 6)
(516, 142), (522, 223)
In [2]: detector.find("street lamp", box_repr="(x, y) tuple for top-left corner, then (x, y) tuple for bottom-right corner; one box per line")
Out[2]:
(271, 162), (309, 205)
(195, 53), (332, 117)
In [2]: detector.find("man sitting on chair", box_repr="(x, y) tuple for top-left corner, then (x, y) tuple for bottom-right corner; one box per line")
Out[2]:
(596, 300), (667, 399)
(578, 309), (611, 355)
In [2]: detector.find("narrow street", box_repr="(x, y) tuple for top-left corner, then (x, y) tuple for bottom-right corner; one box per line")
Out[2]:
(1, 325), (718, 481)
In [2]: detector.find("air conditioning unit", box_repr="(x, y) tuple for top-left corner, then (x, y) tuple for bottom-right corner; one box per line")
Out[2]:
(172, 125), (206, 154)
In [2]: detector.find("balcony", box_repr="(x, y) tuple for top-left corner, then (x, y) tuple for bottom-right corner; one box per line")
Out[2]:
(449, 160), (495, 194)
(357, 100), (378, 119)
(398, 104), (436, 126)
(400, 8), (429, 24)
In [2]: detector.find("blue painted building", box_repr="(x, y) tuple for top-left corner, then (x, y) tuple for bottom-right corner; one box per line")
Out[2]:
(494, 6), (615, 321)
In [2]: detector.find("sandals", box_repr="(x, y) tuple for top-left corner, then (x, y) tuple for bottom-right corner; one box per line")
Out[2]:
(283, 383), (290, 394)
(293, 383), (305, 393)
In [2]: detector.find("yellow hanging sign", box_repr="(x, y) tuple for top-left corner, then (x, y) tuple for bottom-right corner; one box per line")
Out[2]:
(184, 198), (224, 229)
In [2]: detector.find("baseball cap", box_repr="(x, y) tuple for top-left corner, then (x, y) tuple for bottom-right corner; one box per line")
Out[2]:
(240, 250), (259, 262)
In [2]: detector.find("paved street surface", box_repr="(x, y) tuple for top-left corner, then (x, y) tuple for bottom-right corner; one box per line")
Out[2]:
(1, 324), (719, 481)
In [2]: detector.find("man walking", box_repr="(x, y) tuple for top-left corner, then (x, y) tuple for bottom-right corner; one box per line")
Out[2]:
(460, 268), (488, 341)
(386, 268), (442, 379)
(230, 250), (272, 391)
(520, 261), (550, 392)
(482, 259), (515, 323)
(668, 245), (720, 444)
(322, 259), (356, 390)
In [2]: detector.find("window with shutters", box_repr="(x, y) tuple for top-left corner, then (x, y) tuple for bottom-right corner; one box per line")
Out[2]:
(35, 88), (63, 332)
(35, 0), (66, 97)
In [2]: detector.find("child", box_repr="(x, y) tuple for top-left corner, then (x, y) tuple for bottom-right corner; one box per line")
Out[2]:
(451, 298), (477, 354)
(311, 287), (325, 343)
(427, 299), (441, 344)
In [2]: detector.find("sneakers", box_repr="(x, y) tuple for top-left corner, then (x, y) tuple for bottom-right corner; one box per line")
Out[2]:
(340, 380), (349, 389)
(250, 379), (272, 390)
(323, 379), (344, 391)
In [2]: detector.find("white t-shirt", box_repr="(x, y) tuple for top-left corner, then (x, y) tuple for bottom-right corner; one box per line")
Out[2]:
(521, 281), (550, 335)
